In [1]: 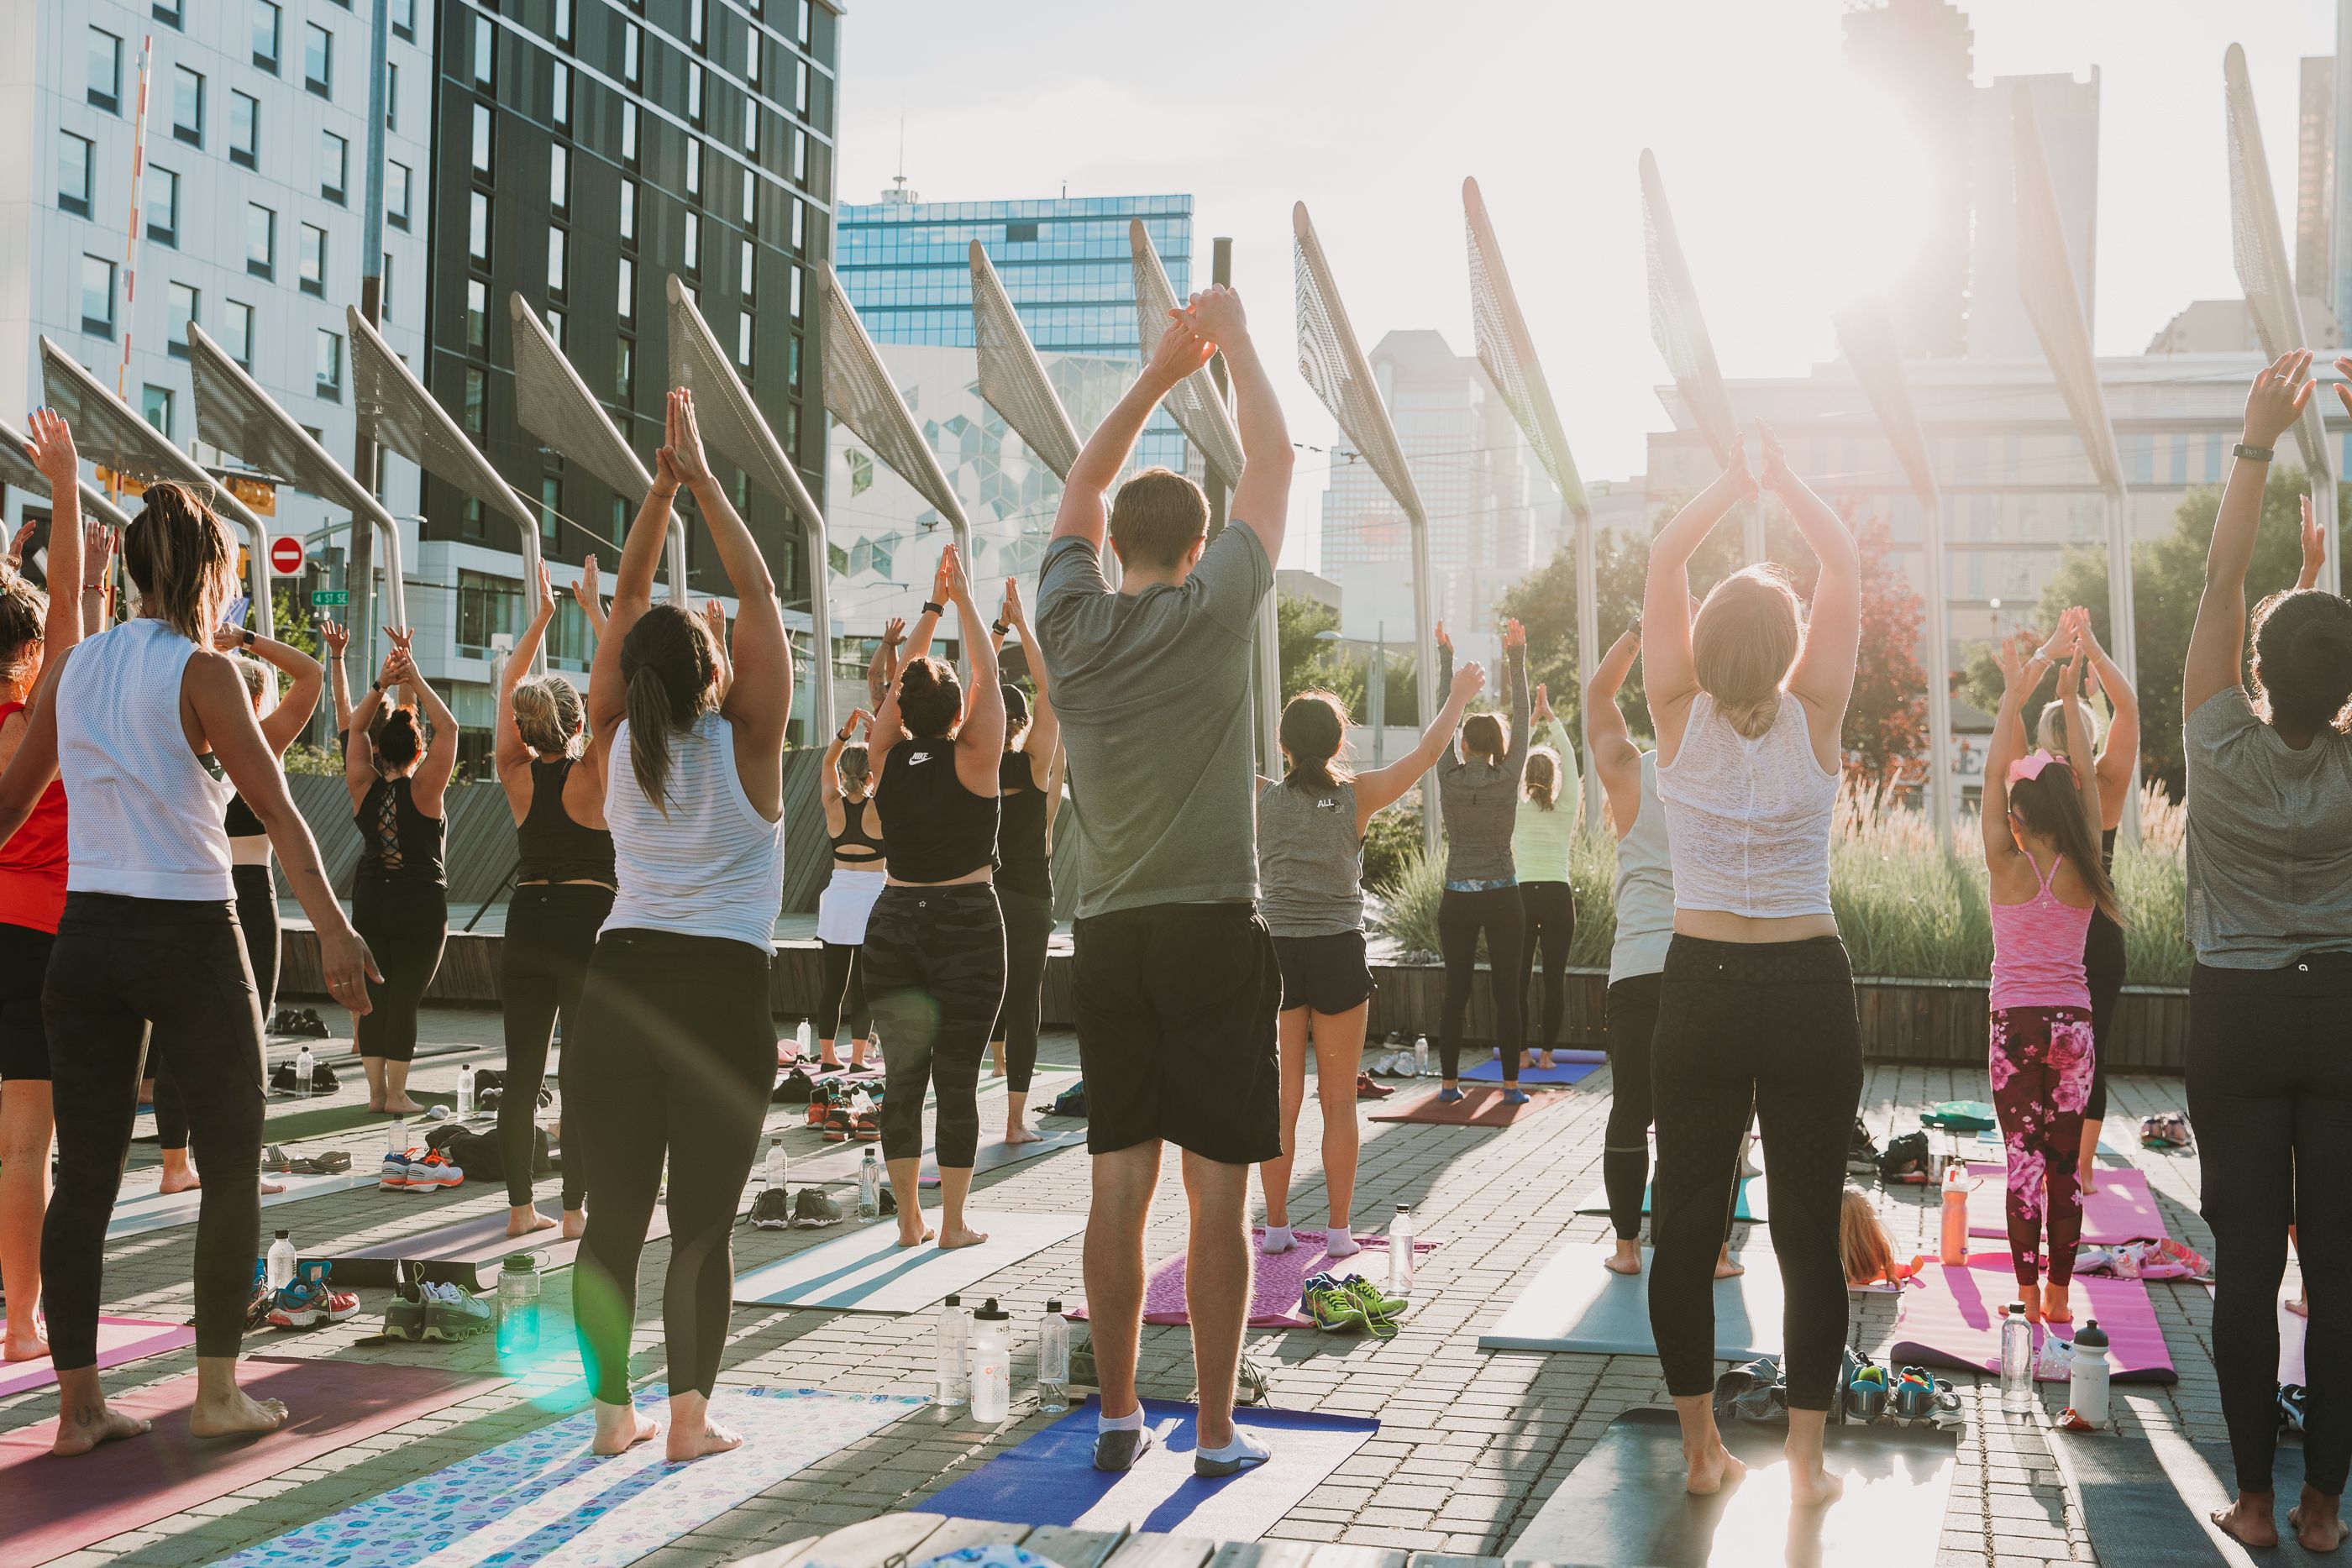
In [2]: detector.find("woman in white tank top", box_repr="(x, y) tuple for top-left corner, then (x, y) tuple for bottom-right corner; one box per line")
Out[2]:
(568, 391), (790, 1466)
(0, 480), (373, 1459)
(1639, 427), (1865, 1507)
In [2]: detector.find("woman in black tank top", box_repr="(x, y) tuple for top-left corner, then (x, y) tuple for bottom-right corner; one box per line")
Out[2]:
(816, 705), (887, 1072)
(492, 563), (614, 1239)
(985, 579), (1062, 1143)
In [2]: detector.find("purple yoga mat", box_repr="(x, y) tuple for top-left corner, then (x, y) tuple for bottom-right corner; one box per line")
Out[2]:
(1962, 1162), (2166, 1244)
(1074, 1230), (1441, 1328)
(0, 1317), (196, 1398)
(1889, 1255), (2176, 1383)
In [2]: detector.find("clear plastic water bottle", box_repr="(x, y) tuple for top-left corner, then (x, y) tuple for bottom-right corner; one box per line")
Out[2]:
(971, 1298), (1011, 1420)
(457, 1063), (476, 1118)
(858, 1149), (881, 1221)
(936, 1294), (971, 1407)
(496, 1254), (541, 1356)
(764, 1136), (789, 1192)
(795, 1020), (812, 1060)
(1037, 1300), (1069, 1413)
(293, 1043), (315, 1099)
(1389, 1204), (1415, 1293)
(1413, 1036), (1429, 1078)
(266, 1229), (297, 1291)
(2000, 1302), (2035, 1413)
(387, 1114), (408, 1159)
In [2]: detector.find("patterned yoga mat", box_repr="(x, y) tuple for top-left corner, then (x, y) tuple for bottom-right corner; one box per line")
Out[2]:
(218, 1384), (924, 1568)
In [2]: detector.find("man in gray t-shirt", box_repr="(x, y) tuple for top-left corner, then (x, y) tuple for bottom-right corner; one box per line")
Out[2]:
(1034, 285), (1291, 1479)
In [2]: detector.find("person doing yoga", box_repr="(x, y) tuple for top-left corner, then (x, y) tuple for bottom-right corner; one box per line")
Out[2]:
(1643, 425), (1863, 1506)
(1983, 612), (2118, 1327)
(570, 391), (789, 1464)
(2184, 350), (2352, 1553)
(344, 632), (454, 1114)
(492, 559), (612, 1240)
(0, 480), (375, 1456)
(816, 707), (885, 1073)
(1257, 659), (1482, 1259)
(1432, 618), (1530, 1102)
(987, 576), (1063, 1144)
(866, 544), (1006, 1250)
(1513, 682), (1579, 1073)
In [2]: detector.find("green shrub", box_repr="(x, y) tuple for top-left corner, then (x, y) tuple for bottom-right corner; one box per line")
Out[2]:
(1361, 794), (1424, 895)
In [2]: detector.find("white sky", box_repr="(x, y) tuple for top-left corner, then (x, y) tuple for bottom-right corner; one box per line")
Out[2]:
(834, 0), (2337, 569)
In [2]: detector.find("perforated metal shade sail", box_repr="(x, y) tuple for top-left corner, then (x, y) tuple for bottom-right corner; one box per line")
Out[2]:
(819, 263), (968, 556)
(182, 323), (407, 622)
(1640, 149), (1738, 464)
(970, 241), (1081, 481)
(0, 416), (134, 530)
(664, 272), (834, 742)
(508, 293), (689, 602)
(1131, 219), (1246, 490)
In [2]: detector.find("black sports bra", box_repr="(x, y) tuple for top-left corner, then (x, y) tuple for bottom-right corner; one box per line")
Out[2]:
(831, 794), (885, 864)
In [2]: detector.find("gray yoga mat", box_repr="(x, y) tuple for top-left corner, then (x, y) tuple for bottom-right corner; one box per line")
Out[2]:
(732, 1210), (1084, 1313)
(1508, 1408), (1958, 1567)
(2050, 1429), (2328, 1568)
(1572, 1177), (1767, 1223)
(1478, 1244), (1782, 1358)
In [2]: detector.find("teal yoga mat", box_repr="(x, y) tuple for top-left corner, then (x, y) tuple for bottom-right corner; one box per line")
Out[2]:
(1572, 1175), (1767, 1222)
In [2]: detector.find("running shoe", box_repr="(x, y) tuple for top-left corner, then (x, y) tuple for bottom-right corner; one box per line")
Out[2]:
(1355, 1073), (1393, 1101)
(420, 1282), (494, 1342)
(382, 1283), (428, 1342)
(1339, 1276), (1405, 1336)
(824, 1099), (853, 1143)
(748, 1186), (793, 1230)
(1302, 1272), (1369, 1334)
(402, 1150), (465, 1190)
(266, 1267), (360, 1329)
(1845, 1365), (1889, 1423)
(380, 1149), (416, 1189)
(806, 1083), (837, 1129)
(792, 1188), (844, 1228)
(853, 1107), (881, 1142)
(2281, 1383), (2308, 1434)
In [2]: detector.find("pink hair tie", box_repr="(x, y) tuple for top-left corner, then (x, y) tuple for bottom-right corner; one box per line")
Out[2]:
(2008, 749), (2062, 786)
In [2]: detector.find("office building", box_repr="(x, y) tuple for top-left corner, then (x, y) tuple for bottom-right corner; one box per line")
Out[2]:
(1842, 0), (1977, 359)
(1966, 71), (2099, 361)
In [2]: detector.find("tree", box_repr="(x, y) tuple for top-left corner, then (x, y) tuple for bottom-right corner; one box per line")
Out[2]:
(1276, 591), (1363, 712)
(1843, 514), (1929, 784)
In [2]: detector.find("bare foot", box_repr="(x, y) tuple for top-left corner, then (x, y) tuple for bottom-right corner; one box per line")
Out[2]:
(896, 1222), (937, 1249)
(2288, 1296), (2310, 1319)
(1683, 1441), (1746, 1496)
(1522, 1051), (1539, 1070)
(2294, 1494), (2351, 1552)
(188, 1387), (291, 1440)
(2019, 1282), (2043, 1324)
(4, 1326), (50, 1362)
(562, 1209), (586, 1241)
(667, 1415), (744, 1462)
(260, 1178), (286, 1196)
(938, 1223), (991, 1250)
(368, 1094), (387, 1114)
(1005, 1123), (1042, 1146)
(509, 1208), (559, 1239)
(1715, 1253), (1746, 1281)
(2213, 1497), (2279, 1550)
(2080, 1172), (2098, 1195)
(158, 1168), (202, 1195)
(53, 1400), (150, 1456)
(1604, 1246), (1643, 1277)
(2043, 1283), (2072, 1324)
(384, 1096), (425, 1116)
(591, 1404), (661, 1456)
(1788, 1456), (1845, 1507)
(1540, 1052), (1557, 1071)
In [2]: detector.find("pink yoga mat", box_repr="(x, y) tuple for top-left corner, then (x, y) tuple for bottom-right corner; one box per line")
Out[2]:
(0, 1356), (488, 1565)
(0, 1317), (196, 1398)
(1888, 1255), (2176, 1383)
(1963, 1162), (2167, 1244)
(1074, 1230), (1441, 1328)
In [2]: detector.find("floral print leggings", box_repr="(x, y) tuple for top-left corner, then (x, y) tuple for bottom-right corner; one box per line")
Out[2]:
(1988, 1004), (2097, 1287)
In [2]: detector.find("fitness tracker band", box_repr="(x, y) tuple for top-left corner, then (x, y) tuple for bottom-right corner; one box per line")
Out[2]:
(921, 600), (946, 617)
(2234, 442), (2276, 463)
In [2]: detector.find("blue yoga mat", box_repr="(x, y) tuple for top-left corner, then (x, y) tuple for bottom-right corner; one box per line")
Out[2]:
(921, 1396), (1378, 1542)
(1572, 1176), (1767, 1221)
(1462, 1056), (1602, 1085)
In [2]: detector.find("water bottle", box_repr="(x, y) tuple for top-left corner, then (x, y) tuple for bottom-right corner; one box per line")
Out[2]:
(795, 1020), (811, 1060)
(1037, 1301), (1069, 1413)
(970, 1298), (1011, 1420)
(457, 1063), (476, 1118)
(266, 1230), (297, 1291)
(386, 1114), (408, 1160)
(858, 1149), (881, 1221)
(2069, 1319), (2112, 1427)
(293, 1043), (315, 1099)
(936, 1294), (972, 1407)
(496, 1254), (541, 1356)
(1389, 1204), (1415, 1293)
(764, 1136), (789, 1192)
(1939, 1166), (1971, 1265)
(1413, 1035), (1429, 1077)
(2000, 1303), (2035, 1413)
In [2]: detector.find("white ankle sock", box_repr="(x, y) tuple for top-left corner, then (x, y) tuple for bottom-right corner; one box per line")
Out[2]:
(1261, 1225), (1294, 1256)
(1198, 1429), (1272, 1466)
(1100, 1405), (1144, 1434)
(1323, 1227), (1362, 1259)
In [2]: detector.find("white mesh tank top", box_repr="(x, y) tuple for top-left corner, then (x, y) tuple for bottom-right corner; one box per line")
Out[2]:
(56, 618), (234, 899)
(1609, 751), (1676, 984)
(602, 710), (785, 950)
(1655, 691), (1835, 920)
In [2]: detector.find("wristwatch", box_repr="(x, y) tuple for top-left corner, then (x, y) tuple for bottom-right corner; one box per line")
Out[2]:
(241, 628), (256, 646)
(991, 620), (1009, 637)
(921, 600), (946, 616)
(2234, 442), (2276, 462)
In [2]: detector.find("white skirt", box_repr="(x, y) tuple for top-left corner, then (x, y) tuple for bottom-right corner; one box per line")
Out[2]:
(816, 868), (887, 944)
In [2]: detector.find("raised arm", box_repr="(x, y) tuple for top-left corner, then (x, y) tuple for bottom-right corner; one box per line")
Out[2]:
(1586, 625), (1645, 837)
(1184, 286), (1293, 563)
(224, 624), (324, 754)
(496, 563), (560, 817)
(1642, 438), (1755, 753)
(570, 553), (607, 639)
(872, 550), (952, 759)
(1051, 317), (1213, 548)
(2190, 351), (2313, 716)
(344, 644), (396, 807)
(589, 447), (684, 739)
(1002, 579), (1058, 784)
(24, 411), (86, 659)
(1499, 619), (1530, 771)
(1356, 653), (1484, 826)
(1762, 424), (1861, 740)
(1981, 631), (2050, 871)
(666, 393), (788, 763)
(395, 645), (460, 813)
(319, 617), (354, 736)
(2056, 642), (2104, 847)
(948, 548), (1005, 791)
(2074, 606), (2138, 826)
(866, 616), (904, 710)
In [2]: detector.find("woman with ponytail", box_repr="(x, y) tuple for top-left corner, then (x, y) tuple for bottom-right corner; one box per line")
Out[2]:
(1511, 682), (1580, 1072)
(815, 708), (884, 1074)
(2183, 351), (2352, 1553)
(570, 391), (788, 1463)
(1255, 658), (1481, 1258)
(344, 627), (456, 1115)
(491, 559), (612, 1239)
(1430, 616), (1531, 1103)
(987, 576), (1060, 1143)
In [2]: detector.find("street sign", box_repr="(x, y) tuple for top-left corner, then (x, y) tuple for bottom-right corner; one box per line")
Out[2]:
(268, 536), (305, 575)
(310, 590), (349, 607)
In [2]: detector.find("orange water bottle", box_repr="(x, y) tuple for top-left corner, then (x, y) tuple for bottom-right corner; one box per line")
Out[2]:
(1939, 1165), (1971, 1265)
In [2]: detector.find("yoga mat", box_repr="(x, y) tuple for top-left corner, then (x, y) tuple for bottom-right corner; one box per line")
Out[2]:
(1068, 1228), (1439, 1329)
(920, 1125), (1089, 1186)
(1369, 1086), (1567, 1127)
(216, 1384), (924, 1568)
(106, 1167), (378, 1242)
(1479, 1244), (1782, 1357)
(1888, 1256), (2176, 1383)
(331, 1204), (670, 1291)
(1507, 1408), (1958, 1568)
(732, 1210), (1084, 1312)
(0, 1356), (486, 1567)
(2206, 1282), (2310, 1387)
(132, 1090), (456, 1146)
(1965, 1162), (2167, 1243)
(1572, 1176), (1769, 1223)
(0, 1317), (196, 1398)
(2050, 1430), (2327, 1568)
(919, 1396), (1378, 1543)
(1462, 1054), (1604, 1085)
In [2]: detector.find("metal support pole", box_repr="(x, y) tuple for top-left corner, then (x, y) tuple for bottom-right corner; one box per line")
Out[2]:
(1370, 621), (1386, 766)
(1413, 524), (1439, 857)
(348, 0), (391, 670)
(2313, 466), (2341, 599)
(1921, 491), (1954, 840)
(1572, 503), (1600, 826)
(2101, 486), (2141, 842)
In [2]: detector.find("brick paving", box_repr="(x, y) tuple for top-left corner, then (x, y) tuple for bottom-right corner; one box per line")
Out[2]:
(0, 1004), (2246, 1567)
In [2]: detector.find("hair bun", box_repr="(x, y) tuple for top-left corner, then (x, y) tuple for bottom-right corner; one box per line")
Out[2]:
(2292, 618), (2352, 695)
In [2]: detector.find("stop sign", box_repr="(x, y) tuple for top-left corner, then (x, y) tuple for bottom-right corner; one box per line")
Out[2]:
(268, 536), (305, 575)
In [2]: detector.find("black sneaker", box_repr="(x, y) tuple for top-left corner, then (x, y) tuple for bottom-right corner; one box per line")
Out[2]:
(791, 1188), (843, 1228)
(749, 1187), (793, 1230)
(1093, 1424), (1154, 1472)
(383, 1286), (428, 1342)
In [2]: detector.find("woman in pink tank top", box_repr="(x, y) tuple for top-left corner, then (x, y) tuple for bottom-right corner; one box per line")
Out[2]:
(1983, 609), (2123, 1328)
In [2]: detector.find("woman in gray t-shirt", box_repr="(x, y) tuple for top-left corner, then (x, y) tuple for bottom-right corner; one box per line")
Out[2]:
(2184, 349), (2352, 1554)
(1252, 658), (1484, 1262)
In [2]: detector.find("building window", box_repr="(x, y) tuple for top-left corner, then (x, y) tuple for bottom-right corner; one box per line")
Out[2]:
(621, 103), (638, 165)
(304, 23), (333, 97)
(789, 263), (803, 321)
(87, 28), (121, 112)
(746, 31), (760, 85)
(795, 57), (810, 115)
(549, 144), (570, 216)
(688, 66), (703, 126)
(683, 211), (700, 274)
(146, 166), (179, 246)
(787, 332), (801, 390)
(472, 15), (494, 87)
(246, 204), (275, 278)
(797, 0), (811, 43)
(469, 191), (491, 265)
(299, 223), (327, 296)
(740, 172), (757, 229)
(322, 130), (349, 202)
(793, 125), (807, 185)
(380, 249), (395, 323)
(230, 92), (259, 168)
(252, 0), (281, 71)
(456, 567), (517, 647)
(554, 0), (573, 46)
(167, 284), (197, 357)
(81, 254), (116, 337)
(740, 239), (755, 302)
(685, 139), (701, 200)
(471, 102), (494, 177)
(386, 61), (399, 129)
(464, 367), (487, 435)
(540, 476), (561, 545)
(619, 181), (637, 244)
(143, 385), (174, 438)
(545, 307), (565, 349)
(615, 338), (634, 401)
(790, 194), (803, 250)
(737, 311), (753, 370)
(57, 132), (93, 216)
(391, 0), (412, 41)
(316, 329), (343, 400)
(618, 257), (635, 323)
(225, 300), (254, 367)
(622, 24), (640, 86)
(171, 66), (204, 146)
(548, 227), (568, 296)
(552, 63), (570, 128)
(690, 0), (705, 48)
(744, 97), (759, 156)
(388, 160), (412, 228)
(466, 278), (487, 354)
(1006, 221), (1038, 243)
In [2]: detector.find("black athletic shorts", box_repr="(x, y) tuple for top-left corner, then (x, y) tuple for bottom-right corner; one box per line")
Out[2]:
(1070, 901), (1281, 1165)
(0, 920), (54, 1081)
(1273, 931), (1374, 1015)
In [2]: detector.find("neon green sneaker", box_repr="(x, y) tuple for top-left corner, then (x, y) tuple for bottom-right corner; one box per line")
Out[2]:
(1303, 1273), (1368, 1334)
(1343, 1275), (1408, 1323)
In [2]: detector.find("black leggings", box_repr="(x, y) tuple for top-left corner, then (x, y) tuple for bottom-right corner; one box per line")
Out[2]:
(1604, 971), (1742, 1248)
(351, 874), (447, 1062)
(156, 863), (278, 1151)
(1648, 934), (1862, 1412)
(817, 940), (870, 1046)
(1437, 884), (1524, 1082)
(866, 884), (1005, 1170)
(2083, 915), (2124, 1124)
(1515, 881), (1576, 1051)
(569, 927), (773, 1406)
(2188, 957), (2352, 1498)
(991, 888), (1053, 1093)
(498, 883), (612, 1209)
(43, 894), (265, 1366)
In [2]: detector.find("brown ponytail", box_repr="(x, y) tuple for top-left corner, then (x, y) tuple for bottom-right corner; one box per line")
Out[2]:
(1525, 747), (1558, 810)
(1279, 690), (1350, 791)
(2008, 762), (2123, 926)
(618, 604), (717, 815)
(123, 483), (236, 642)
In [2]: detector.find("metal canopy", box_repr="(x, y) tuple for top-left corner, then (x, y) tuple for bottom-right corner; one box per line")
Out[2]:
(1641, 149), (1762, 562)
(820, 263), (969, 559)
(970, 240), (1082, 482)
(0, 414), (135, 531)
(1130, 219), (1247, 490)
